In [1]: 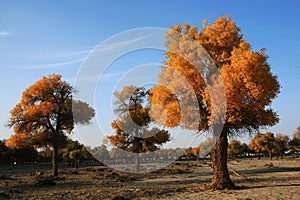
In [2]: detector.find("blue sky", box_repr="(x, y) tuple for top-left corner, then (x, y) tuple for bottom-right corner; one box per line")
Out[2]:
(0, 0), (299, 147)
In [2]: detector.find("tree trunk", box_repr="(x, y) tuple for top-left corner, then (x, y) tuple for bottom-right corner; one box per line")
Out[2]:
(208, 128), (235, 190)
(52, 145), (59, 176)
(268, 150), (272, 160)
(76, 159), (79, 169)
(135, 153), (140, 172)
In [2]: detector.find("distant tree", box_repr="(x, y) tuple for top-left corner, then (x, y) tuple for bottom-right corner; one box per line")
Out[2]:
(227, 140), (243, 158)
(274, 134), (289, 158)
(1, 140), (39, 164)
(198, 137), (214, 159)
(249, 132), (276, 160)
(156, 148), (183, 160)
(63, 140), (84, 168)
(182, 147), (195, 160)
(109, 147), (131, 161)
(7, 74), (95, 176)
(289, 126), (300, 155)
(0, 140), (9, 164)
(240, 143), (250, 157)
(192, 147), (200, 160)
(91, 144), (110, 161)
(295, 126), (300, 138)
(107, 86), (170, 171)
(149, 15), (280, 189)
(14, 146), (39, 164)
(38, 148), (53, 162)
(262, 132), (276, 160)
(249, 133), (265, 158)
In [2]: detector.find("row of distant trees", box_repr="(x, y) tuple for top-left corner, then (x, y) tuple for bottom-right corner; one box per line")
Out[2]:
(190, 127), (300, 160)
(0, 139), (98, 166)
(2, 127), (299, 166)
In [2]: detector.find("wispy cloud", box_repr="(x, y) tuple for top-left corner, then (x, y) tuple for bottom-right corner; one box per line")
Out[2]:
(22, 32), (159, 71)
(39, 58), (85, 69)
(22, 46), (93, 70)
(69, 48), (94, 56)
(23, 58), (85, 69)
(76, 71), (124, 82)
(0, 31), (11, 37)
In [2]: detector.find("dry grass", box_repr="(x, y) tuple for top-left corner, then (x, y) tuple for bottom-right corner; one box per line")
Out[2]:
(0, 158), (299, 199)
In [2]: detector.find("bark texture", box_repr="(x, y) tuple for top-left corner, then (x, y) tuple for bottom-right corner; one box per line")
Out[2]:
(208, 128), (235, 190)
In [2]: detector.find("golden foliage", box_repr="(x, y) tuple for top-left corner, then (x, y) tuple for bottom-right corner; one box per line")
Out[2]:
(149, 15), (280, 134)
(5, 133), (31, 148)
(249, 132), (276, 154)
(294, 126), (300, 138)
(248, 133), (266, 153)
(7, 74), (95, 149)
(227, 140), (243, 155)
(149, 86), (181, 127)
(107, 86), (170, 154)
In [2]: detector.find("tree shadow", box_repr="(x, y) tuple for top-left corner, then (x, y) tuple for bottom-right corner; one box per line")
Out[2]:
(237, 183), (300, 190)
(238, 166), (300, 175)
(233, 166), (300, 190)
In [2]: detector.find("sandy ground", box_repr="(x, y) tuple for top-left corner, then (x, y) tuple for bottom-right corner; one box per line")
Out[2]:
(0, 158), (299, 199)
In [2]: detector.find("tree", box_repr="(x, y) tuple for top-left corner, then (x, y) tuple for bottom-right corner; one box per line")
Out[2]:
(149, 15), (280, 189)
(107, 86), (170, 171)
(7, 74), (95, 176)
(91, 144), (110, 161)
(63, 140), (86, 168)
(249, 132), (276, 160)
(295, 126), (300, 138)
(261, 132), (276, 160)
(192, 147), (200, 160)
(274, 134), (289, 158)
(182, 147), (195, 160)
(0, 140), (10, 164)
(289, 126), (300, 155)
(240, 143), (250, 157)
(198, 137), (214, 159)
(14, 146), (39, 164)
(249, 133), (265, 158)
(227, 140), (243, 158)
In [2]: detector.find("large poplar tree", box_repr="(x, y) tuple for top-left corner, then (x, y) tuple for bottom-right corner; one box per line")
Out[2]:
(149, 15), (280, 189)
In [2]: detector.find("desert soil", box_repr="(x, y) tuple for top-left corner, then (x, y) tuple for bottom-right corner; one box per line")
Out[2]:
(0, 158), (300, 200)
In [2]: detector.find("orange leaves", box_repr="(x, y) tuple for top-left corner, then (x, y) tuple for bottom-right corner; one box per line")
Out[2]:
(107, 86), (170, 154)
(294, 126), (300, 138)
(22, 74), (65, 104)
(150, 15), (280, 135)
(24, 101), (55, 119)
(149, 86), (181, 127)
(221, 40), (280, 126)
(201, 15), (242, 67)
(248, 133), (265, 153)
(148, 86), (176, 107)
(5, 133), (31, 148)
(192, 147), (199, 157)
(8, 74), (95, 150)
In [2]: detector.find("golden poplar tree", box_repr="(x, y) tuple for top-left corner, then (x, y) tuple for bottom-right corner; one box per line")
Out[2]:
(7, 74), (95, 176)
(149, 15), (280, 189)
(107, 86), (170, 172)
